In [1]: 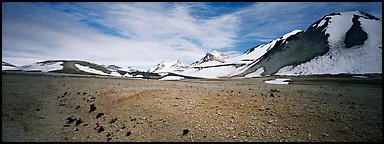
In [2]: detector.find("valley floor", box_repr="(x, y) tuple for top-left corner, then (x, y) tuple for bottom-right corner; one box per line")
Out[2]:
(2, 72), (382, 142)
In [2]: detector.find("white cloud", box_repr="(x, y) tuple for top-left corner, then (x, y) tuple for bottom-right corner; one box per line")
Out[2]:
(2, 2), (240, 69)
(96, 2), (239, 50)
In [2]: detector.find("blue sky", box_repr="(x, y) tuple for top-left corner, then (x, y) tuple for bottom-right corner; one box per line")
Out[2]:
(2, 2), (382, 69)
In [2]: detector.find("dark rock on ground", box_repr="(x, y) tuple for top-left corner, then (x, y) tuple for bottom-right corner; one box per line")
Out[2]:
(76, 118), (83, 126)
(183, 129), (189, 136)
(98, 126), (104, 133)
(96, 113), (104, 119)
(66, 117), (77, 124)
(89, 104), (96, 113)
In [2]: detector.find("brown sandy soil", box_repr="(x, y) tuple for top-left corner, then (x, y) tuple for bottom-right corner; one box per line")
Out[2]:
(2, 72), (382, 142)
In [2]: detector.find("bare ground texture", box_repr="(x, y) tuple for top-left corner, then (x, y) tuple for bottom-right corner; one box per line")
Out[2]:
(2, 72), (382, 142)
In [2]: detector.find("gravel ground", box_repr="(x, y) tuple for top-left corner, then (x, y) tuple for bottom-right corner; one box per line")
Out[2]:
(2, 72), (382, 142)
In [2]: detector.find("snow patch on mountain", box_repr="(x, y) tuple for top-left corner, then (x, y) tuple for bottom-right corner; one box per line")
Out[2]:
(110, 71), (122, 77)
(191, 51), (229, 66)
(17, 62), (63, 72)
(149, 60), (189, 73)
(264, 78), (291, 85)
(159, 76), (185, 81)
(2, 66), (18, 70)
(323, 12), (355, 48)
(352, 75), (368, 78)
(245, 67), (265, 78)
(276, 44), (381, 75)
(75, 64), (109, 75)
(316, 18), (327, 28)
(175, 65), (245, 78)
(123, 73), (133, 77)
(282, 30), (303, 39)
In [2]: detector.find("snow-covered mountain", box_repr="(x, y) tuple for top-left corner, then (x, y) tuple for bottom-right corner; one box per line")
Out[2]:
(237, 11), (382, 77)
(19, 61), (64, 72)
(148, 60), (189, 73)
(169, 29), (304, 78)
(7, 60), (130, 77)
(2, 61), (18, 70)
(169, 11), (381, 78)
(3, 60), (160, 78)
(12, 60), (112, 75)
(191, 50), (229, 66)
(105, 64), (140, 77)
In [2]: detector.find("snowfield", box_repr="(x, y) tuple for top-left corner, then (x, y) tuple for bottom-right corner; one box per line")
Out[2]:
(2, 66), (18, 70)
(75, 64), (109, 75)
(245, 67), (265, 78)
(352, 75), (368, 78)
(159, 76), (185, 81)
(175, 66), (245, 78)
(264, 78), (291, 85)
(110, 71), (122, 77)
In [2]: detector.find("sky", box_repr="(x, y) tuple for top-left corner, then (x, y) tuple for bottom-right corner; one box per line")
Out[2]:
(2, 2), (382, 70)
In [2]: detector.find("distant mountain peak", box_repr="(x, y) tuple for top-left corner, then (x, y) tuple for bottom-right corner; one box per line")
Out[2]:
(149, 60), (189, 73)
(106, 65), (121, 70)
(191, 50), (229, 66)
(2, 61), (17, 67)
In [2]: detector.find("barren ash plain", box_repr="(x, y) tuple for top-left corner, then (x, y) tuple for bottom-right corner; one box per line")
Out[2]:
(2, 71), (382, 142)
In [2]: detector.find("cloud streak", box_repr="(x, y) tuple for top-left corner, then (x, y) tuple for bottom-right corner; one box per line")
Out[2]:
(2, 3), (238, 68)
(2, 2), (241, 68)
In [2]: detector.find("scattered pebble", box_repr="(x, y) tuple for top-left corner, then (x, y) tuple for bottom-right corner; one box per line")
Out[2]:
(96, 113), (104, 119)
(126, 131), (132, 136)
(89, 104), (96, 113)
(76, 118), (83, 126)
(66, 117), (77, 124)
(98, 126), (105, 133)
(183, 129), (189, 135)
(109, 118), (118, 124)
(270, 89), (280, 92)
